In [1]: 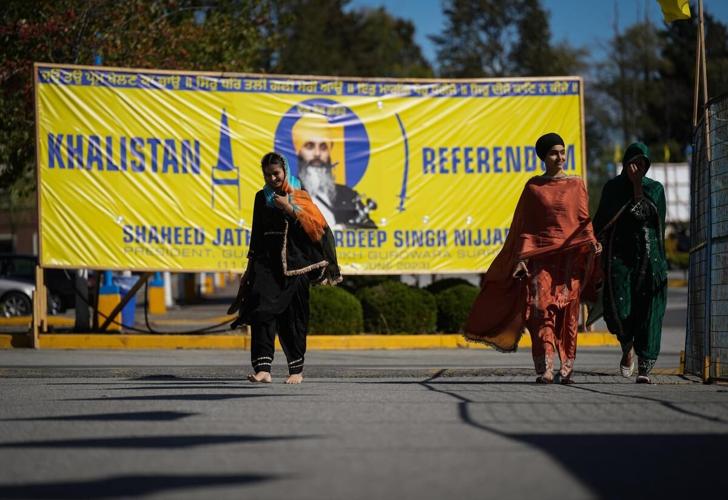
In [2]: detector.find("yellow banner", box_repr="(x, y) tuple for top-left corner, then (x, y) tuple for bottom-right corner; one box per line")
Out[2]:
(35, 64), (585, 273)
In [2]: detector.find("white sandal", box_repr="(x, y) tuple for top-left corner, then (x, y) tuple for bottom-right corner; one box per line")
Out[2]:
(636, 374), (653, 384)
(619, 348), (635, 378)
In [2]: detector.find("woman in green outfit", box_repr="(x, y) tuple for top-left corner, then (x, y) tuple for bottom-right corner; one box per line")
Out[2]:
(593, 142), (668, 384)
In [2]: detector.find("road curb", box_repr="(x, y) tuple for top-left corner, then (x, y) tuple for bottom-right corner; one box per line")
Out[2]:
(0, 315), (235, 328)
(0, 332), (619, 350)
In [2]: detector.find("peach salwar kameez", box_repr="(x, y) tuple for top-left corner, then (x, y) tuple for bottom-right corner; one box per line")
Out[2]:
(465, 175), (599, 379)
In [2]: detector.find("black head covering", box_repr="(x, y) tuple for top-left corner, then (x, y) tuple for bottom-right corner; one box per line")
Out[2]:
(535, 133), (565, 161)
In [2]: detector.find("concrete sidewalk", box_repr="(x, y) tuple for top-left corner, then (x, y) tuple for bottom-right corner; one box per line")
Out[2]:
(0, 347), (684, 380)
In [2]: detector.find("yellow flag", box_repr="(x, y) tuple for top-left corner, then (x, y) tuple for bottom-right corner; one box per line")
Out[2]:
(613, 143), (622, 165)
(664, 144), (671, 162)
(657, 0), (691, 22)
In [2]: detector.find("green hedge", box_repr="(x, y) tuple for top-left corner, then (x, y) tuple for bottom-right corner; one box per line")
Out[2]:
(425, 277), (472, 295)
(434, 284), (479, 333)
(667, 251), (689, 270)
(309, 286), (364, 334)
(357, 281), (437, 333)
(339, 275), (398, 295)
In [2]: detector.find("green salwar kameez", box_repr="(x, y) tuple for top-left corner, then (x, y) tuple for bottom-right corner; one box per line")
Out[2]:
(593, 172), (668, 373)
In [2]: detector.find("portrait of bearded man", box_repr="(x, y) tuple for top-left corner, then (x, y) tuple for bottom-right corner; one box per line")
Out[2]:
(292, 113), (377, 229)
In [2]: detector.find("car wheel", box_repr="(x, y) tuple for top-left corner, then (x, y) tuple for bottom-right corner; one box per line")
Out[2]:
(1, 292), (33, 317)
(48, 294), (62, 315)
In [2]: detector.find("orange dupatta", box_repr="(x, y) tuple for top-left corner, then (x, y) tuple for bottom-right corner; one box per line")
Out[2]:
(464, 176), (597, 351)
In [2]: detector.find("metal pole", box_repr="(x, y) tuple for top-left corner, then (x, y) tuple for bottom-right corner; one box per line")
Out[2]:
(699, 0), (711, 162)
(698, 0), (712, 382)
(692, 18), (701, 127)
(74, 269), (89, 331)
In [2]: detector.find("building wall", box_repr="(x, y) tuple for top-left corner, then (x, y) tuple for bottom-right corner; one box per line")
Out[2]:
(0, 203), (37, 255)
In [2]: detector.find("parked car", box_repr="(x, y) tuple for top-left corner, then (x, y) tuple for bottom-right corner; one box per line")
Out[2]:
(0, 254), (76, 317)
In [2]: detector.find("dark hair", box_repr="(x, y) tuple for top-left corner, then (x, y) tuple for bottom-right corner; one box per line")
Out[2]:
(261, 152), (285, 169)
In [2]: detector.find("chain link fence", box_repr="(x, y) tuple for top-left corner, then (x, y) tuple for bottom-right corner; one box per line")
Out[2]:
(686, 93), (728, 380)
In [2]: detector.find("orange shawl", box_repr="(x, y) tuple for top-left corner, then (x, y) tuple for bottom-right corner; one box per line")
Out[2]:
(287, 184), (327, 242)
(464, 176), (597, 351)
(265, 172), (328, 243)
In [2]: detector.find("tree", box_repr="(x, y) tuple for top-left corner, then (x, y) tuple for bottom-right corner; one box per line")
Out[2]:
(511, 0), (588, 77)
(655, 7), (728, 159)
(344, 7), (432, 78)
(432, 0), (588, 77)
(0, 0), (284, 199)
(595, 4), (728, 163)
(275, 1), (432, 77)
(596, 21), (667, 152)
(275, 0), (354, 76)
(432, 0), (518, 77)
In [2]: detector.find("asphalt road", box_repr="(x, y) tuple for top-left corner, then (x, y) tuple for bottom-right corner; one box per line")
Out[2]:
(2, 286), (720, 500)
(0, 369), (726, 500)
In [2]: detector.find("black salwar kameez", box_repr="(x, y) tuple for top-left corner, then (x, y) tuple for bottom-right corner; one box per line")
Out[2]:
(232, 190), (340, 375)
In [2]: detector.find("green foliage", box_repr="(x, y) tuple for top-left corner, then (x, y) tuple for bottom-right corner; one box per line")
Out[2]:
(598, 10), (728, 160)
(431, 0), (516, 77)
(425, 277), (472, 295)
(339, 275), (399, 295)
(667, 252), (689, 270)
(434, 284), (478, 333)
(0, 0), (284, 197)
(432, 0), (588, 78)
(277, 2), (433, 77)
(596, 22), (666, 149)
(309, 285), (363, 334)
(357, 281), (437, 334)
(653, 10), (728, 158)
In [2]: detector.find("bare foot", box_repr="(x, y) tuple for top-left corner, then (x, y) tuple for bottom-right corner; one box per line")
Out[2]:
(285, 373), (303, 384)
(247, 371), (272, 383)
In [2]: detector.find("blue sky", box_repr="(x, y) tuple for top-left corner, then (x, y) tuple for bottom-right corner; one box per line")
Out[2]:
(347, 0), (728, 68)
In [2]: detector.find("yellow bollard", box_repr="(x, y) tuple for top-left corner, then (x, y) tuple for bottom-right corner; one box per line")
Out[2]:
(203, 273), (215, 295)
(148, 287), (166, 314)
(148, 273), (166, 315)
(97, 271), (121, 332)
(97, 294), (122, 332)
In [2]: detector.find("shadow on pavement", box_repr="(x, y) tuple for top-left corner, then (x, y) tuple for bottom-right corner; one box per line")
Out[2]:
(0, 473), (275, 499)
(2, 411), (197, 422)
(103, 384), (264, 391)
(45, 380), (267, 390)
(131, 375), (242, 381)
(568, 384), (728, 424)
(0, 434), (316, 449)
(514, 433), (728, 498)
(420, 375), (728, 498)
(65, 393), (307, 402)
